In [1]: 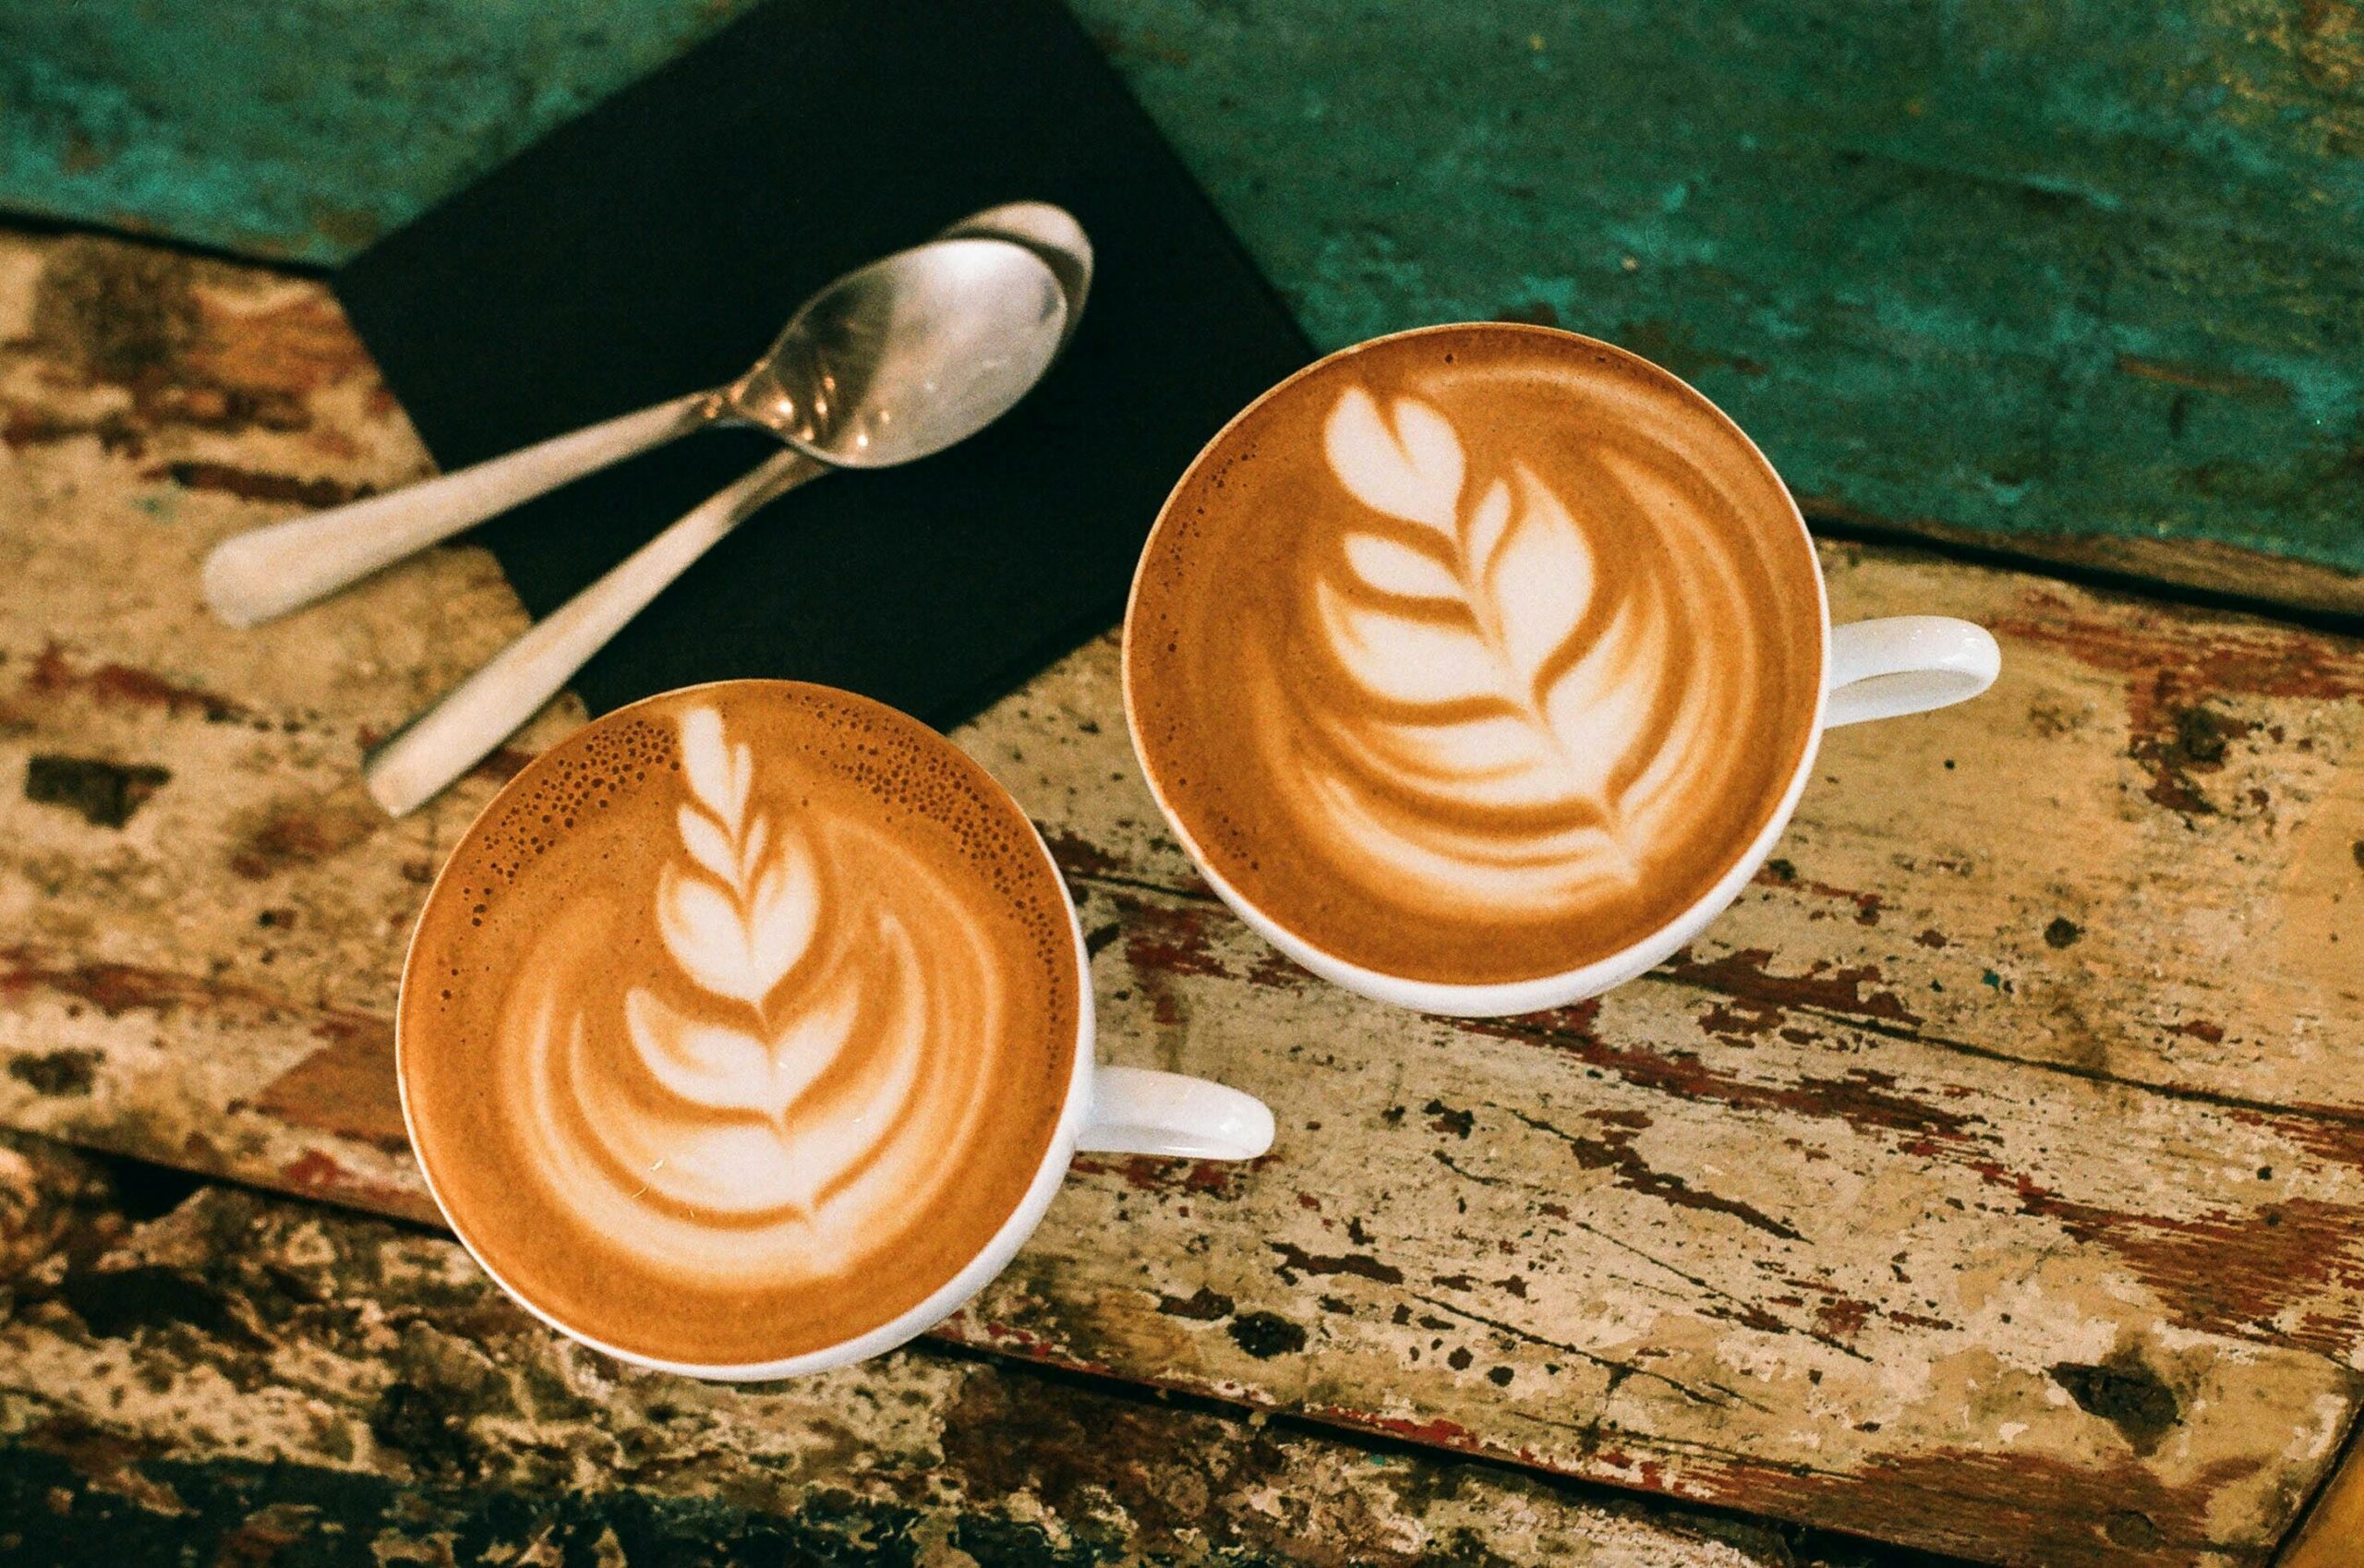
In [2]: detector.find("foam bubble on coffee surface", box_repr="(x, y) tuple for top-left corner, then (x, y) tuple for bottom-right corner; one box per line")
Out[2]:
(402, 683), (1077, 1366)
(1128, 326), (1823, 986)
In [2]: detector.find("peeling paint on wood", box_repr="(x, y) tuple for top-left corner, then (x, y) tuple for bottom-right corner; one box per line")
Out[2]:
(21, 754), (170, 829)
(4, 231), (2363, 1562)
(0, 1135), (1861, 1568)
(934, 882), (2364, 1563)
(0, 1132), (130, 1283)
(0, 228), (574, 1220)
(968, 567), (2364, 1123)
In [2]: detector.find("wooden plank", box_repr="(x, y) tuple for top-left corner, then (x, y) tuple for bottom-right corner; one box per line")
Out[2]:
(0, 228), (582, 1220)
(0, 1130), (1858, 1568)
(1800, 513), (2364, 628)
(967, 878), (2364, 1562)
(5, 1), (2362, 608)
(6, 229), (2364, 1564)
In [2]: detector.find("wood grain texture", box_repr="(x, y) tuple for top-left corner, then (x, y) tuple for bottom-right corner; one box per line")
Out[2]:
(6, 232), (2364, 1564)
(3, 0), (2360, 606)
(0, 1132), (1864, 1568)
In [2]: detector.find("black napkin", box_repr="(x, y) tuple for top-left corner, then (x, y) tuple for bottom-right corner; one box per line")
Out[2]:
(335, 0), (1309, 727)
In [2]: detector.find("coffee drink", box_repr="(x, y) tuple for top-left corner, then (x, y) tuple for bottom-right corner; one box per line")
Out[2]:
(1126, 324), (1825, 986)
(400, 681), (1079, 1367)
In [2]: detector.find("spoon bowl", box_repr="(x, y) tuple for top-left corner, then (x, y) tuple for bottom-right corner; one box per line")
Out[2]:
(940, 201), (1092, 343)
(726, 237), (1066, 467)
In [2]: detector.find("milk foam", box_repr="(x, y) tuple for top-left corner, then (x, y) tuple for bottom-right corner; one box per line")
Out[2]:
(1296, 384), (1741, 910)
(504, 706), (1004, 1277)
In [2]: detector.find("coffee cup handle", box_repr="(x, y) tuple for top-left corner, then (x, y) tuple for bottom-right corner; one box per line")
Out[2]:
(1827, 616), (2001, 729)
(1079, 1067), (1275, 1161)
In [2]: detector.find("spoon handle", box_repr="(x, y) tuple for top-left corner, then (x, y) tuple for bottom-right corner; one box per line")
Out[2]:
(201, 392), (712, 628)
(362, 448), (824, 817)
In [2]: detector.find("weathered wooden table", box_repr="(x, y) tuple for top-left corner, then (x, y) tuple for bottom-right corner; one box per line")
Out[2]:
(2, 4), (2362, 1559)
(2, 217), (2362, 1565)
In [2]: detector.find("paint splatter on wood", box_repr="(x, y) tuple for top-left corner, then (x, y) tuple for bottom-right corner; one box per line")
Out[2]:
(21, 755), (170, 828)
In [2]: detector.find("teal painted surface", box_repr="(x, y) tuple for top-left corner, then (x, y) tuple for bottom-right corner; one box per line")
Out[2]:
(1069, 0), (2364, 584)
(0, 1), (758, 259)
(1, 0), (2359, 581)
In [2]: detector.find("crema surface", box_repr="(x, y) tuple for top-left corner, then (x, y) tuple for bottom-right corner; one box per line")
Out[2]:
(401, 683), (1079, 1366)
(1127, 326), (1824, 985)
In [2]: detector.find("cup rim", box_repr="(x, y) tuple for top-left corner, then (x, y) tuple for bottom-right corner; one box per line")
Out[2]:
(393, 677), (1097, 1380)
(1119, 320), (1834, 1008)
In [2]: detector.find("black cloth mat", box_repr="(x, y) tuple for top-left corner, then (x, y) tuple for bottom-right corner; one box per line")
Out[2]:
(336, 0), (1309, 728)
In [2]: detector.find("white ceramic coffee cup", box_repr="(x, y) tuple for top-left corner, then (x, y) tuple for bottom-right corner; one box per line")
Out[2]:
(397, 700), (1274, 1381)
(1121, 327), (2001, 1019)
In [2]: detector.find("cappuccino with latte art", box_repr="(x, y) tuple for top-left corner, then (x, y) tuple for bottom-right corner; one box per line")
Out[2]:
(1129, 325), (1825, 988)
(1128, 324), (1997, 1012)
(400, 683), (1081, 1369)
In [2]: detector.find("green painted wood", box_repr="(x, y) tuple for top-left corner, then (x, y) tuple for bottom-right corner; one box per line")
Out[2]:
(0, 1), (760, 260)
(1072, 0), (2364, 594)
(1, 1), (2358, 588)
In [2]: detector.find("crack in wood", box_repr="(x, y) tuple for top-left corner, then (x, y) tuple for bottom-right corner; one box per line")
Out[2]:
(1556, 1213), (1875, 1366)
(1269, 1240), (1405, 1286)
(1404, 1292), (1767, 1414)
(1504, 1105), (1806, 1243)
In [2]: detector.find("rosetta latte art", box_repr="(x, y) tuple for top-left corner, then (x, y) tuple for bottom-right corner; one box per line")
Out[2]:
(403, 681), (1076, 1362)
(1287, 385), (1731, 911)
(1128, 326), (1820, 983)
(503, 706), (1000, 1283)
